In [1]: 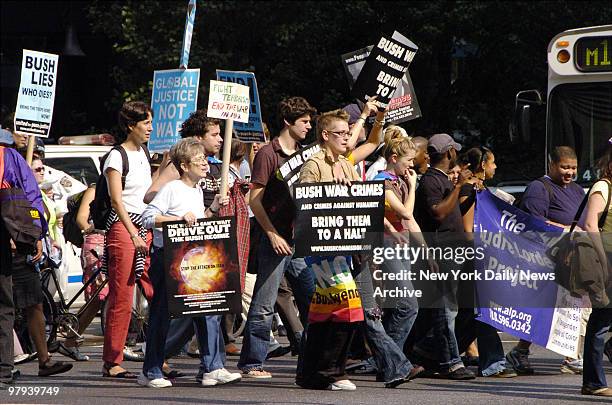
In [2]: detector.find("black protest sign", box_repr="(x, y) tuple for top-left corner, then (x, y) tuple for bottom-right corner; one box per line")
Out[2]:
(293, 181), (385, 256)
(350, 31), (418, 110)
(341, 45), (421, 124)
(276, 142), (321, 190)
(163, 217), (241, 318)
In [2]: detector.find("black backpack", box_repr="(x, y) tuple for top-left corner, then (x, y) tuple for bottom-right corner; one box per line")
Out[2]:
(89, 144), (151, 230)
(62, 189), (87, 247)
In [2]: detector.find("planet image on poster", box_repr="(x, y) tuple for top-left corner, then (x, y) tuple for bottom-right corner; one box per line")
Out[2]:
(179, 245), (226, 292)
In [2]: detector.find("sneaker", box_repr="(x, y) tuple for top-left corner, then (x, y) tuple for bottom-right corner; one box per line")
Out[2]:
(560, 358), (583, 374)
(200, 368), (241, 386)
(137, 373), (172, 388)
(482, 368), (518, 378)
(604, 339), (612, 364)
(444, 367), (476, 380)
(581, 386), (612, 397)
(242, 369), (272, 379)
(266, 345), (291, 359)
(505, 348), (535, 375)
(123, 346), (145, 362)
(14, 352), (37, 365)
(58, 343), (90, 361)
(329, 379), (357, 391)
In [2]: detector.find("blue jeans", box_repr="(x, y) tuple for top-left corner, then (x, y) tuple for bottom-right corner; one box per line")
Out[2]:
(237, 236), (314, 371)
(143, 248), (225, 379)
(583, 307), (612, 389)
(354, 262), (413, 383)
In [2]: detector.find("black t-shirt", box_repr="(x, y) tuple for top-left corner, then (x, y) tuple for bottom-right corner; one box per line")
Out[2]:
(414, 168), (465, 236)
(459, 183), (476, 216)
(199, 158), (222, 208)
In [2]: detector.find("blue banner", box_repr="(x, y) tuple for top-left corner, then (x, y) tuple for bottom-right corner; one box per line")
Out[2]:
(474, 189), (583, 357)
(216, 70), (265, 143)
(149, 69), (200, 153)
(179, 0), (196, 69)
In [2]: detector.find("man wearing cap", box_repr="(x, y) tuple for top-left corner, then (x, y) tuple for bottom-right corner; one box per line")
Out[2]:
(411, 133), (476, 380)
(0, 129), (49, 388)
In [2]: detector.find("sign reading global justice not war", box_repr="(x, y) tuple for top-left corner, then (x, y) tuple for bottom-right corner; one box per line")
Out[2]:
(206, 80), (250, 123)
(351, 31), (418, 110)
(293, 181), (385, 257)
(474, 190), (584, 358)
(163, 217), (241, 318)
(14, 50), (59, 138)
(216, 70), (265, 143)
(149, 69), (200, 153)
(342, 46), (421, 124)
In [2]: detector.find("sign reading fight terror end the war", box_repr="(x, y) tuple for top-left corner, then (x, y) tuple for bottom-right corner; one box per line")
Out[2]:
(342, 46), (421, 124)
(277, 142), (321, 190)
(216, 70), (265, 143)
(163, 217), (241, 318)
(207, 80), (250, 123)
(293, 181), (385, 257)
(351, 31), (418, 110)
(149, 69), (200, 152)
(14, 49), (59, 138)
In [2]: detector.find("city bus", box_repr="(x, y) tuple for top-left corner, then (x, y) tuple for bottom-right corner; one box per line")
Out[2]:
(511, 25), (611, 192)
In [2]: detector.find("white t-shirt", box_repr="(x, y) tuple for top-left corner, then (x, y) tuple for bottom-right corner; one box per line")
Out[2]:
(103, 147), (152, 214)
(365, 156), (387, 181)
(142, 180), (206, 247)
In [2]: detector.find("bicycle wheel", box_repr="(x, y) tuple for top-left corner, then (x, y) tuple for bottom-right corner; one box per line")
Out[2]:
(41, 287), (59, 348)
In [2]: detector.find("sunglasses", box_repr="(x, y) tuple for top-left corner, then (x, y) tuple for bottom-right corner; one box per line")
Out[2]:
(33, 167), (45, 173)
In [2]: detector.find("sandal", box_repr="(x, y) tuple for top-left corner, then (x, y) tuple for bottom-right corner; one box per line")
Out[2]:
(102, 365), (137, 379)
(163, 369), (185, 379)
(38, 359), (73, 377)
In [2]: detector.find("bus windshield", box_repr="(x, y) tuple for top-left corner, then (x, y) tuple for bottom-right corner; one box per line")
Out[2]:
(547, 81), (612, 185)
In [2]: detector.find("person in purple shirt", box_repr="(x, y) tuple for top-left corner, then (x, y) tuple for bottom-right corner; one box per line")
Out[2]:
(507, 146), (586, 376)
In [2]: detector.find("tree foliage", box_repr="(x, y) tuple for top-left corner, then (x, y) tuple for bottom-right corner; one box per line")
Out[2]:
(87, 0), (611, 181)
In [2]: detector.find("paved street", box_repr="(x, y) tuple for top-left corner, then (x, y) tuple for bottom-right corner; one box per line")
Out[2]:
(1, 319), (610, 405)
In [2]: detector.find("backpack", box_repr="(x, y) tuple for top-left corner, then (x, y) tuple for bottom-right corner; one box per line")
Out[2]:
(62, 189), (86, 247)
(89, 144), (151, 230)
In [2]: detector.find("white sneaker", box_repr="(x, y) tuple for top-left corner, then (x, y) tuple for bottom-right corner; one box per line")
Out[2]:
(560, 358), (583, 374)
(200, 368), (241, 386)
(137, 373), (172, 388)
(329, 379), (356, 391)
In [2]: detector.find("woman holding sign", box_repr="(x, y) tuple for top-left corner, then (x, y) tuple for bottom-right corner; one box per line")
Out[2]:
(139, 138), (236, 388)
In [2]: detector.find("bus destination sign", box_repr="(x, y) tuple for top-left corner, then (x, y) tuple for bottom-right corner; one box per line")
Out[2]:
(575, 36), (611, 72)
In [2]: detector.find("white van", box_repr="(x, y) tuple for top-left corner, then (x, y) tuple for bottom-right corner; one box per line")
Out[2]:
(44, 143), (111, 304)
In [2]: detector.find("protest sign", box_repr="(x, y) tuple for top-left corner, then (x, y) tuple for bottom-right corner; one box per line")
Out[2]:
(163, 217), (241, 318)
(341, 46), (421, 124)
(474, 189), (583, 358)
(14, 49), (59, 138)
(206, 80), (250, 123)
(149, 69), (200, 152)
(216, 70), (265, 143)
(277, 142), (321, 190)
(350, 31), (418, 110)
(179, 0), (196, 69)
(293, 181), (385, 257)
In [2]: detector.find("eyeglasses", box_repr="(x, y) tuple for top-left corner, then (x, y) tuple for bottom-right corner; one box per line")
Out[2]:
(325, 129), (351, 139)
(33, 167), (45, 173)
(190, 155), (208, 164)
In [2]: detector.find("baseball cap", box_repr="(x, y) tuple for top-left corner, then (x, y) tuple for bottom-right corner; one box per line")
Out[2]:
(342, 104), (362, 125)
(428, 133), (462, 154)
(0, 128), (14, 145)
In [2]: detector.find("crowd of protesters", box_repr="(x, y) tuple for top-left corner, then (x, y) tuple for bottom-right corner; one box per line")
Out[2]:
(0, 96), (610, 398)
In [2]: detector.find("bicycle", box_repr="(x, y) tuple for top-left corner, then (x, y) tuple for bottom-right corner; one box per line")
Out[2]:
(39, 257), (149, 349)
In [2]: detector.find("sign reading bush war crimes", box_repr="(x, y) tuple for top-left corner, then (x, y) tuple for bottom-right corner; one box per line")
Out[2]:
(163, 217), (241, 318)
(474, 190), (583, 358)
(207, 80), (250, 123)
(350, 31), (418, 110)
(14, 49), (59, 138)
(341, 46), (421, 124)
(216, 70), (265, 143)
(149, 69), (200, 152)
(293, 181), (384, 257)
(277, 142), (321, 190)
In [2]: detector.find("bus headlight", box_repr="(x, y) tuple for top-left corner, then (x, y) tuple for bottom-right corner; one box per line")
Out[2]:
(557, 50), (570, 63)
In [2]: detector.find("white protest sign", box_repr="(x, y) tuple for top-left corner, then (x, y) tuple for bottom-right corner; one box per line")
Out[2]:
(14, 49), (59, 138)
(206, 80), (250, 123)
